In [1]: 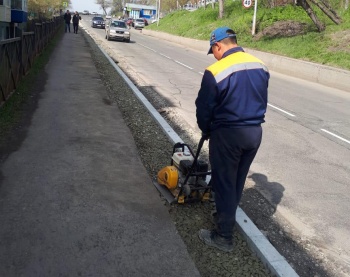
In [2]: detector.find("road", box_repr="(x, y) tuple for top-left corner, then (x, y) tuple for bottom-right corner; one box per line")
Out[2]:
(80, 17), (350, 274)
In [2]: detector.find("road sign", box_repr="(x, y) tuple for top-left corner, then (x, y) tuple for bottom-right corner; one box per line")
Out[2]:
(63, 2), (68, 7)
(242, 0), (252, 8)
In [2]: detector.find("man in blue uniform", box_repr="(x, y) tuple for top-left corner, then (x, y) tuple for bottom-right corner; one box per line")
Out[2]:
(196, 27), (270, 252)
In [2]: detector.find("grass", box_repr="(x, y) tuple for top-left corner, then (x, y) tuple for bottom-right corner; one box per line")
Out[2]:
(0, 27), (64, 144)
(146, 2), (350, 70)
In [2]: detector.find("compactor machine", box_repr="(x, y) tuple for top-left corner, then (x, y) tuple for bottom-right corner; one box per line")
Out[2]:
(155, 137), (212, 204)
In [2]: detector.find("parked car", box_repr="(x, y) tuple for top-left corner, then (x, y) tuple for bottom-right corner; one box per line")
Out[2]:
(105, 20), (130, 42)
(125, 18), (134, 27)
(132, 18), (145, 29)
(140, 18), (149, 26)
(91, 16), (105, 28)
(82, 10), (90, 15)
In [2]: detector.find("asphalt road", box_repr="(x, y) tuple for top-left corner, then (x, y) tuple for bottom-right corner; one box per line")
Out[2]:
(80, 17), (350, 274)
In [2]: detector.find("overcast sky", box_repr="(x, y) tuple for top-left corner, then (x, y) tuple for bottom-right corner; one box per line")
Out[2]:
(70, 0), (103, 13)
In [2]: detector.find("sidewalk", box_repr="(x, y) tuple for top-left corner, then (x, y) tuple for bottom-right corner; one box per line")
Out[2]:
(0, 32), (200, 276)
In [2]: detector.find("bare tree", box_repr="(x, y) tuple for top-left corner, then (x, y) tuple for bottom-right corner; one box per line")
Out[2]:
(96, 0), (112, 15)
(297, 0), (342, 32)
(308, 0), (342, 24)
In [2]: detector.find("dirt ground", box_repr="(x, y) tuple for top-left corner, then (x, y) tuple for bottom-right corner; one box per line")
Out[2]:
(256, 20), (350, 55)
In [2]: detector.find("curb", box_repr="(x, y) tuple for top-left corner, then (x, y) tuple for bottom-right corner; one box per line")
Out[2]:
(142, 29), (350, 93)
(84, 27), (300, 277)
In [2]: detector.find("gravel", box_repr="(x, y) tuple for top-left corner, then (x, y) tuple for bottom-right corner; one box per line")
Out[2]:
(30, 29), (344, 277)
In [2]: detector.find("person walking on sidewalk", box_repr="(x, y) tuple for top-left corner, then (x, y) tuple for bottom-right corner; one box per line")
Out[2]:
(72, 11), (81, 34)
(63, 10), (72, 33)
(195, 26), (270, 252)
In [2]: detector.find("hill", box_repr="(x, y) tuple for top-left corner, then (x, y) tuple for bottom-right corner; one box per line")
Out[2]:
(146, 2), (350, 70)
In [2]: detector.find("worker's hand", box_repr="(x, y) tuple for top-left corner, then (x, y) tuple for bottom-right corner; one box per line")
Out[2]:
(202, 132), (210, 140)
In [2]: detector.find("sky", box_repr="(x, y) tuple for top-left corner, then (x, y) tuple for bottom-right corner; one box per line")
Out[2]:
(70, 0), (104, 13)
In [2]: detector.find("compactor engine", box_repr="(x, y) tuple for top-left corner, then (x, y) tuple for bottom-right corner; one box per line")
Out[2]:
(156, 137), (211, 204)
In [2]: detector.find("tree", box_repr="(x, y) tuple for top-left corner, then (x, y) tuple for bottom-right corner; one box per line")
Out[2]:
(296, 0), (342, 32)
(109, 0), (124, 15)
(95, 0), (112, 15)
(28, 0), (66, 18)
(218, 0), (224, 18)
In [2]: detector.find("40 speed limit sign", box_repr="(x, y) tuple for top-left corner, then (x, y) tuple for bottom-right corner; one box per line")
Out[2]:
(242, 0), (253, 8)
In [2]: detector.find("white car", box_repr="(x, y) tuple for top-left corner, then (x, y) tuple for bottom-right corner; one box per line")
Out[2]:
(82, 10), (89, 15)
(105, 20), (130, 42)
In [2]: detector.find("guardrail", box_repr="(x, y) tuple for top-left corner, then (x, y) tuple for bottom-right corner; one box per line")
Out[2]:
(0, 16), (63, 106)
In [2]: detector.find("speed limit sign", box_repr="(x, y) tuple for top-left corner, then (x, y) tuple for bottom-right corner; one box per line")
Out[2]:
(242, 0), (253, 8)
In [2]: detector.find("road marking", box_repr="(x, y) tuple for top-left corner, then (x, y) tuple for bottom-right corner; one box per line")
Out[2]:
(138, 43), (156, 52)
(174, 60), (193, 70)
(268, 103), (295, 117)
(199, 72), (204, 75)
(160, 53), (171, 59)
(321, 129), (350, 144)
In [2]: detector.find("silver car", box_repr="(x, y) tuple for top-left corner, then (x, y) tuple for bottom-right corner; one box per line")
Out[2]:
(105, 20), (130, 42)
(133, 18), (145, 29)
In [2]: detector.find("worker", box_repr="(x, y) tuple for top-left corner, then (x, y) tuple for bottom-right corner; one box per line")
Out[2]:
(195, 26), (270, 252)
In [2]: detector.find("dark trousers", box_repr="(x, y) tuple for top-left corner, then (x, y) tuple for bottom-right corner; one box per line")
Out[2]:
(73, 23), (78, 33)
(65, 23), (70, 32)
(209, 126), (262, 238)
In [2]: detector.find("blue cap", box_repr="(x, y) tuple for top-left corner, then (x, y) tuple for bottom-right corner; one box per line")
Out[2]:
(208, 27), (236, 54)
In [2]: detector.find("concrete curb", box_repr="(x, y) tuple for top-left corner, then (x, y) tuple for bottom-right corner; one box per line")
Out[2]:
(142, 29), (350, 93)
(84, 27), (300, 277)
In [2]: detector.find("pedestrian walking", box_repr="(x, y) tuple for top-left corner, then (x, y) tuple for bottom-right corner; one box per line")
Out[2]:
(63, 10), (71, 33)
(195, 27), (270, 252)
(72, 11), (81, 34)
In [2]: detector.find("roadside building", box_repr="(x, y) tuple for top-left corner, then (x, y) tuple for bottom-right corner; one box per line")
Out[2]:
(0, 0), (27, 40)
(125, 3), (156, 20)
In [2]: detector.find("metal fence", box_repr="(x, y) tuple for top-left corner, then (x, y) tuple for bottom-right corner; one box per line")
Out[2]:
(0, 17), (63, 106)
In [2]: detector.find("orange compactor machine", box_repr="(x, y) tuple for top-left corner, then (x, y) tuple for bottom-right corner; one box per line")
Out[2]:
(155, 137), (212, 204)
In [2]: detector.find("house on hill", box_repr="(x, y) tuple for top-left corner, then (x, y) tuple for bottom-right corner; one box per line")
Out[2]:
(125, 3), (156, 20)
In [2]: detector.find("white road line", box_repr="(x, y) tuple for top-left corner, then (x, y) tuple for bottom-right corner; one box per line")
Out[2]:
(138, 43), (156, 52)
(321, 129), (350, 144)
(160, 53), (171, 59)
(199, 72), (204, 75)
(268, 103), (295, 117)
(174, 60), (193, 70)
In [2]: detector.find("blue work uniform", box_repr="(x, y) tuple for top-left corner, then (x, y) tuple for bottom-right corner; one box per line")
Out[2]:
(195, 46), (269, 238)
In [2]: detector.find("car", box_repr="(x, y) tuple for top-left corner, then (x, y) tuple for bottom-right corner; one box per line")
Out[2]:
(132, 18), (145, 29)
(140, 18), (149, 26)
(125, 18), (134, 27)
(91, 16), (105, 28)
(105, 20), (130, 42)
(82, 10), (89, 15)
(91, 12), (98, 15)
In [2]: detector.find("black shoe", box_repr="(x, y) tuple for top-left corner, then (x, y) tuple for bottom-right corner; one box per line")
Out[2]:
(198, 229), (234, 252)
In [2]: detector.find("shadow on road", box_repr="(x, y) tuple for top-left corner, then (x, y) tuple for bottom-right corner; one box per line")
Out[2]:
(240, 172), (334, 277)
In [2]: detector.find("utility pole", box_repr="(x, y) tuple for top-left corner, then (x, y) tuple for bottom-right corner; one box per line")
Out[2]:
(157, 0), (160, 26)
(252, 0), (257, 35)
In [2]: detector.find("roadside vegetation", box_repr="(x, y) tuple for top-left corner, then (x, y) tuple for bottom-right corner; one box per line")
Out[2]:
(146, 1), (350, 70)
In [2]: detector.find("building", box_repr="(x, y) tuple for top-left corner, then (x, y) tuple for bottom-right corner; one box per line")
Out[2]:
(0, 0), (27, 40)
(125, 3), (156, 20)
